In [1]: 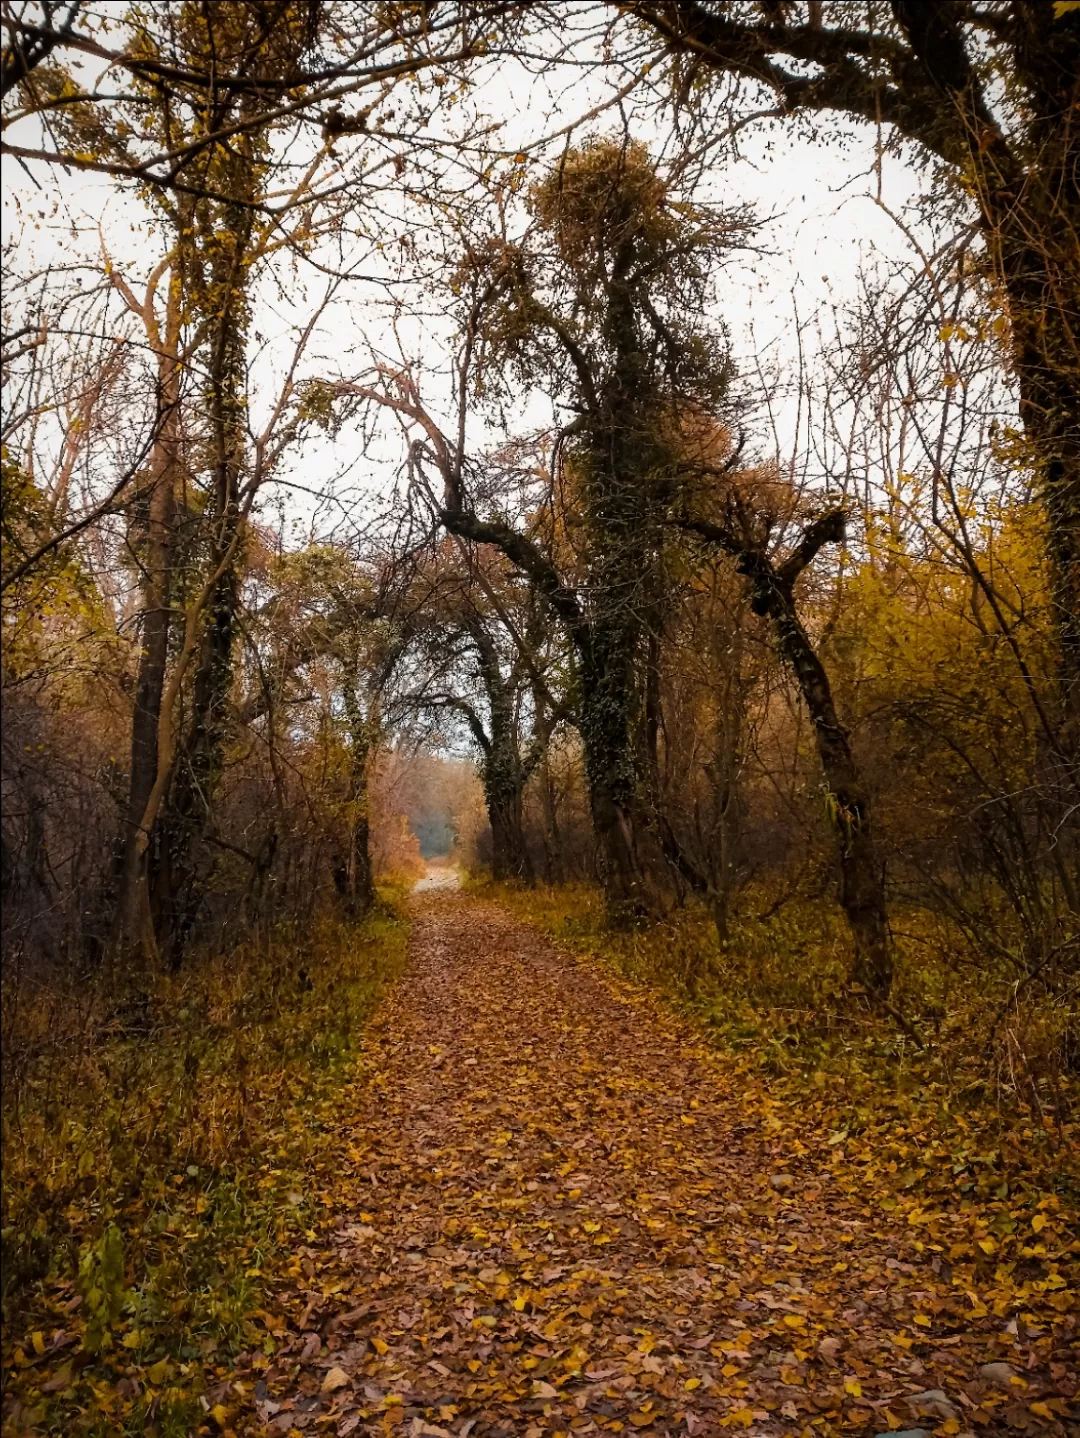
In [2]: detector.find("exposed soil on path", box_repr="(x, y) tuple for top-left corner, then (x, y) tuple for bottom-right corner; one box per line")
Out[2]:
(244, 892), (1075, 1438)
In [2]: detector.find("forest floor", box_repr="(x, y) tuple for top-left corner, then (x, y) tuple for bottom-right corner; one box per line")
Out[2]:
(234, 884), (1076, 1438)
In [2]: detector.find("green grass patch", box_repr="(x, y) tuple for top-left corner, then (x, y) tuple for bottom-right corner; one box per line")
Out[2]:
(1, 891), (408, 1436)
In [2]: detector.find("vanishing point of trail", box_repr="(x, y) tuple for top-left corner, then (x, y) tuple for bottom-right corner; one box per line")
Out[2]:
(247, 885), (1069, 1437)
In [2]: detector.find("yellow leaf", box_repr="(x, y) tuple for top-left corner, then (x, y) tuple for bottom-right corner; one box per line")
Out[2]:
(121, 1330), (142, 1349)
(1031, 1214), (1047, 1233)
(914, 1314), (932, 1328)
(684, 1377), (701, 1390)
(371, 1337), (389, 1355)
(320, 1367), (350, 1394)
(782, 1313), (806, 1329)
(513, 1295), (526, 1311)
(729, 1407), (755, 1429)
(147, 1359), (171, 1385)
(1030, 1401), (1053, 1418)
(31, 1332), (45, 1356)
(978, 1236), (997, 1255)
(844, 1378), (863, 1398)
(209, 1405), (229, 1428)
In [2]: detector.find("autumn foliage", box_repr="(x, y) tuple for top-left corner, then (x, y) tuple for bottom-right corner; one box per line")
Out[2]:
(2, 3), (1078, 1436)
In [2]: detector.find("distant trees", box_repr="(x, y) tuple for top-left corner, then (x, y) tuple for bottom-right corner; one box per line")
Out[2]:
(398, 545), (573, 882)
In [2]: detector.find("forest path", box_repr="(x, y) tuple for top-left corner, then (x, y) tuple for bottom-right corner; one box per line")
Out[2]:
(246, 892), (1062, 1438)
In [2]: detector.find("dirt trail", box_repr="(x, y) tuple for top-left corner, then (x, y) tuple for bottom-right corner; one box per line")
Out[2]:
(247, 892), (1072, 1437)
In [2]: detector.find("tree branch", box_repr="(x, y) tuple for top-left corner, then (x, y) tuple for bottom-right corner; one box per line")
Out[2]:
(776, 507), (847, 586)
(440, 507), (587, 643)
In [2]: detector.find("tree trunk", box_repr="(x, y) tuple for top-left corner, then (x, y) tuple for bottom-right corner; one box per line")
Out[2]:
(484, 738), (532, 883)
(350, 803), (375, 916)
(346, 715), (375, 919)
(488, 787), (529, 883)
(537, 742), (564, 884)
(769, 589), (892, 999)
(1006, 254), (1080, 758)
(712, 782), (738, 946)
(114, 262), (183, 962)
(151, 187), (252, 962)
(709, 623), (746, 947)
(152, 558), (241, 962)
(340, 679), (377, 918)
(580, 621), (650, 925)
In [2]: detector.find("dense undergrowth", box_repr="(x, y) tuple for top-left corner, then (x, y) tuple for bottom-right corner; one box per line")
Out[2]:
(476, 877), (1079, 1300)
(1, 890), (409, 1437)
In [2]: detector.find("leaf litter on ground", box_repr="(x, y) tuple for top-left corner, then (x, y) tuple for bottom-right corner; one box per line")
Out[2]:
(230, 892), (1077, 1438)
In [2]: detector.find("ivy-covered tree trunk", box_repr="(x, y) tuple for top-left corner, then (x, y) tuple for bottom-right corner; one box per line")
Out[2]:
(482, 726), (531, 883)
(114, 251), (184, 962)
(339, 677), (377, 918)
(152, 165), (254, 963)
(579, 616), (650, 923)
(1005, 241), (1080, 758)
(459, 615), (534, 883)
(487, 775), (531, 884)
(346, 745), (375, 919)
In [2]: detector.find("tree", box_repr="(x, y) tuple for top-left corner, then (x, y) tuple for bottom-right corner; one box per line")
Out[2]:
(2, 1), (508, 204)
(99, 3), (327, 961)
(438, 139), (745, 920)
(681, 483), (892, 998)
(613, 0), (1080, 753)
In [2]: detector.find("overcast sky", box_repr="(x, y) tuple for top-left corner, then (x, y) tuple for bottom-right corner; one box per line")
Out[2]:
(2, 19), (942, 550)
